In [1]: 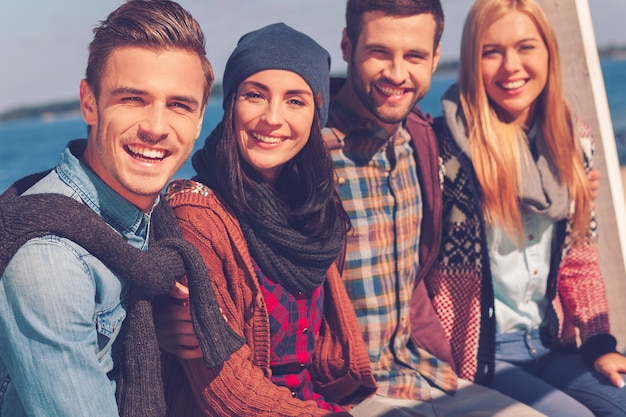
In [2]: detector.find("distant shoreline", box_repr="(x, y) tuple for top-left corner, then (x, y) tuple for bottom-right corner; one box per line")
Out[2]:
(1, 46), (625, 123)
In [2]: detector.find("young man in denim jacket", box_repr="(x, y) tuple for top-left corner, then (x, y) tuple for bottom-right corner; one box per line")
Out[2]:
(0, 1), (215, 415)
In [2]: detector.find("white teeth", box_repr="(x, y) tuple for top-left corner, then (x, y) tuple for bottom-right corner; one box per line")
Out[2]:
(500, 80), (525, 90)
(377, 85), (405, 97)
(252, 132), (283, 144)
(127, 144), (166, 159)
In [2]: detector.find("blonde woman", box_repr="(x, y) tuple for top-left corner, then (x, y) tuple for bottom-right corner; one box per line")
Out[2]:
(426, 0), (626, 415)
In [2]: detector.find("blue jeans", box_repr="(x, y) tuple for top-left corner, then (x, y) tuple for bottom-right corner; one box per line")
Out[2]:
(492, 328), (626, 417)
(350, 378), (546, 417)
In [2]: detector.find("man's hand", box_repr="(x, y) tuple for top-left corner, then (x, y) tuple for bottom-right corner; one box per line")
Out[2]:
(588, 169), (601, 205)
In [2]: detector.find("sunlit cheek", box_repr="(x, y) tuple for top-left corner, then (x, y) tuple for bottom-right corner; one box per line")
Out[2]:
(482, 65), (500, 96)
(178, 117), (203, 144)
(195, 121), (203, 139)
(233, 102), (246, 122)
(234, 104), (260, 147)
(480, 58), (499, 82)
(105, 107), (145, 140)
(97, 122), (122, 151)
(172, 112), (202, 143)
(359, 57), (384, 78)
(295, 114), (314, 144)
(233, 122), (253, 156)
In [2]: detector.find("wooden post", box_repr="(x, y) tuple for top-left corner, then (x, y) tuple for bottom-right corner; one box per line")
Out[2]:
(542, 0), (626, 351)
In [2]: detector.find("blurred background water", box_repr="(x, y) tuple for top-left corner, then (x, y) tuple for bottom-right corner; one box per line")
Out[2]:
(1, 57), (625, 192)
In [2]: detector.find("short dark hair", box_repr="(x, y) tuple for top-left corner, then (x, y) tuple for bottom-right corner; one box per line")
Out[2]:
(86, 0), (213, 106)
(345, 0), (444, 51)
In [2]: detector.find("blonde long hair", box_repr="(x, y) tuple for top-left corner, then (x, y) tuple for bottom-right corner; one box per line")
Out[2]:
(459, 0), (590, 239)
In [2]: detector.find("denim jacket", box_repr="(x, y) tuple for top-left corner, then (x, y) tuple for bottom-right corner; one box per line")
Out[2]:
(0, 139), (152, 417)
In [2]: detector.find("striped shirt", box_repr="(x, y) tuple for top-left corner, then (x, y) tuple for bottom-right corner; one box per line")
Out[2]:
(325, 100), (444, 400)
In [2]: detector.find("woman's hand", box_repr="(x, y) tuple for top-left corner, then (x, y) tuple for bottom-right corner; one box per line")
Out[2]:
(594, 352), (626, 388)
(154, 281), (202, 359)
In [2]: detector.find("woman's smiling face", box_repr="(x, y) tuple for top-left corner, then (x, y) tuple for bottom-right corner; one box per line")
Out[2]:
(234, 69), (315, 185)
(480, 10), (549, 126)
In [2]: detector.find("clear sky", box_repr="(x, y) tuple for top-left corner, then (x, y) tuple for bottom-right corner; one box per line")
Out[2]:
(1, 0), (624, 113)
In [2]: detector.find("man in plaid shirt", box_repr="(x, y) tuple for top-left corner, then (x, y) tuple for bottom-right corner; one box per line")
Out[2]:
(323, 1), (547, 416)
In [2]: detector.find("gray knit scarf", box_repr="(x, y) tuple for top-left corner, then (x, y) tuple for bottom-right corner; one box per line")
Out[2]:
(441, 83), (569, 222)
(0, 171), (244, 417)
(237, 181), (344, 295)
(193, 125), (344, 296)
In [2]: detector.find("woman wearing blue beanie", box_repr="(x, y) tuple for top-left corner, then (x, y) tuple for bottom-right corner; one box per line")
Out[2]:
(158, 23), (376, 416)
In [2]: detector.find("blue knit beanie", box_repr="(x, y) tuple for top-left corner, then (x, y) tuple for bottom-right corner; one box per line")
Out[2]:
(222, 22), (331, 127)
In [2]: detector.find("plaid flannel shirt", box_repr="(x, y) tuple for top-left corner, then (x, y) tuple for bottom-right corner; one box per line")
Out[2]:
(325, 100), (452, 400)
(252, 259), (344, 411)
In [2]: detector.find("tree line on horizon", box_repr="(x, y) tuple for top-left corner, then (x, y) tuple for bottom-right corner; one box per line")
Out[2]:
(2, 45), (625, 123)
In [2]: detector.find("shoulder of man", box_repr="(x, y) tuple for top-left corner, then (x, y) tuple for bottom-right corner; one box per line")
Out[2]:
(0, 173), (158, 279)
(405, 104), (440, 152)
(322, 126), (345, 151)
(406, 104), (440, 136)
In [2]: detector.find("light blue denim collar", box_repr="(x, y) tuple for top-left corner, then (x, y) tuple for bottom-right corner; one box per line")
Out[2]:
(55, 139), (155, 248)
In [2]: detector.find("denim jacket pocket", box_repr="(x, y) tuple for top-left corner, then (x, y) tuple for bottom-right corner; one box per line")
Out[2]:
(0, 370), (24, 417)
(96, 302), (127, 358)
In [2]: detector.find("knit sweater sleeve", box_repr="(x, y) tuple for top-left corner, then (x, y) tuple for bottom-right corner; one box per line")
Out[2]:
(310, 266), (377, 405)
(556, 120), (615, 365)
(163, 193), (333, 417)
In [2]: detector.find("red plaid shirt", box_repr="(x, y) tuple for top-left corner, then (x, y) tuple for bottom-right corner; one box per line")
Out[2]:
(252, 259), (344, 412)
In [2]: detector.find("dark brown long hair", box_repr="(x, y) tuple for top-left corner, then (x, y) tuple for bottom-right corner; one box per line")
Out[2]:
(193, 91), (350, 241)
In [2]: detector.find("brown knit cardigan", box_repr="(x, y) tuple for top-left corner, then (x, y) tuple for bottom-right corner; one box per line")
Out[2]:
(161, 183), (376, 417)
